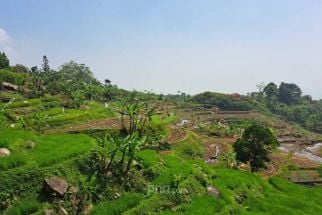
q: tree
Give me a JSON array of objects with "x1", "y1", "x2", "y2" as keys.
[
  {"x1": 58, "y1": 61, "x2": 98, "y2": 85},
  {"x1": 12, "y1": 64, "x2": 29, "y2": 73},
  {"x1": 60, "y1": 80, "x2": 84, "y2": 108},
  {"x1": 30, "y1": 66, "x2": 39, "y2": 74},
  {"x1": 263, "y1": 82, "x2": 278, "y2": 105},
  {"x1": 104, "y1": 79, "x2": 111, "y2": 85},
  {"x1": 278, "y1": 82, "x2": 302, "y2": 105},
  {"x1": 233, "y1": 124, "x2": 278, "y2": 172},
  {"x1": 256, "y1": 82, "x2": 266, "y2": 101},
  {"x1": 42, "y1": 55, "x2": 50, "y2": 73},
  {"x1": 70, "y1": 89, "x2": 85, "y2": 108},
  {"x1": 0, "y1": 52, "x2": 9, "y2": 69}
]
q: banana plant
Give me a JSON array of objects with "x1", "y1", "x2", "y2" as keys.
[
  {"x1": 0, "y1": 99, "x2": 14, "y2": 127},
  {"x1": 125, "y1": 133, "x2": 147, "y2": 174},
  {"x1": 17, "y1": 115, "x2": 28, "y2": 130},
  {"x1": 113, "y1": 99, "x2": 156, "y2": 135},
  {"x1": 32, "y1": 112, "x2": 48, "y2": 134}
]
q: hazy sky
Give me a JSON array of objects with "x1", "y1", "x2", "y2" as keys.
[{"x1": 1, "y1": 0, "x2": 322, "y2": 98}]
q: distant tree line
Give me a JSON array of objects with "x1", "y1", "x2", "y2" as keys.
[{"x1": 252, "y1": 82, "x2": 322, "y2": 132}]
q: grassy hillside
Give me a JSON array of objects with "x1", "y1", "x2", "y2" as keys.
[{"x1": 1, "y1": 62, "x2": 322, "y2": 215}]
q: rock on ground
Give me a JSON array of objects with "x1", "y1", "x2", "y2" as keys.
[
  {"x1": 45, "y1": 176, "x2": 68, "y2": 196},
  {"x1": 0, "y1": 148, "x2": 10, "y2": 157}
]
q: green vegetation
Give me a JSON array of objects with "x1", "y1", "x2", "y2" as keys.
[
  {"x1": 91, "y1": 193, "x2": 144, "y2": 215},
  {"x1": 0, "y1": 52, "x2": 10, "y2": 70},
  {"x1": 191, "y1": 92, "x2": 254, "y2": 111},
  {"x1": 0, "y1": 129, "x2": 96, "y2": 171},
  {"x1": 0, "y1": 52, "x2": 321, "y2": 214},
  {"x1": 233, "y1": 124, "x2": 278, "y2": 172}
]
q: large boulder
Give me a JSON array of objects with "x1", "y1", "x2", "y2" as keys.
[
  {"x1": 45, "y1": 176, "x2": 68, "y2": 196},
  {"x1": 1, "y1": 82, "x2": 19, "y2": 91},
  {"x1": 0, "y1": 148, "x2": 10, "y2": 157}
]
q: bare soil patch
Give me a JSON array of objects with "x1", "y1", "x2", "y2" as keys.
[
  {"x1": 47, "y1": 118, "x2": 121, "y2": 134},
  {"x1": 291, "y1": 156, "x2": 320, "y2": 169},
  {"x1": 167, "y1": 127, "x2": 187, "y2": 144},
  {"x1": 203, "y1": 138, "x2": 234, "y2": 161}
]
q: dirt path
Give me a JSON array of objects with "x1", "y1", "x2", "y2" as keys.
[{"x1": 47, "y1": 118, "x2": 121, "y2": 134}]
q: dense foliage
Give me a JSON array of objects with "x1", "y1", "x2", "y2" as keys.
[
  {"x1": 233, "y1": 124, "x2": 278, "y2": 172},
  {"x1": 0, "y1": 52, "x2": 9, "y2": 69},
  {"x1": 260, "y1": 82, "x2": 322, "y2": 132},
  {"x1": 191, "y1": 92, "x2": 253, "y2": 111}
]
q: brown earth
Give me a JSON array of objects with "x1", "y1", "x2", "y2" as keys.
[
  {"x1": 47, "y1": 118, "x2": 121, "y2": 134},
  {"x1": 261, "y1": 153, "x2": 289, "y2": 178},
  {"x1": 291, "y1": 156, "x2": 320, "y2": 169},
  {"x1": 167, "y1": 127, "x2": 187, "y2": 144},
  {"x1": 203, "y1": 138, "x2": 234, "y2": 161}
]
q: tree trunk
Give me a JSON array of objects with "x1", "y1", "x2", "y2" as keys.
[
  {"x1": 125, "y1": 154, "x2": 134, "y2": 174},
  {"x1": 119, "y1": 150, "x2": 126, "y2": 172},
  {"x1": 106, "y1": 152, "x2": 116, "y2": 173}
]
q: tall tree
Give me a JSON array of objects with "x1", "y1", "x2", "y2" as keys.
[
  {"x1": 0, "y1": 52, "x2": 9, "y2": 69},
  {"x1": 233, "y1": 124, "x2": 278, "y2": 172},
  {"x1": 263, "y1": 82, "x2": 278, "y2": 105},
  {"x1": 42, "y1": 55, "x2": 50, "y2": 73}
]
